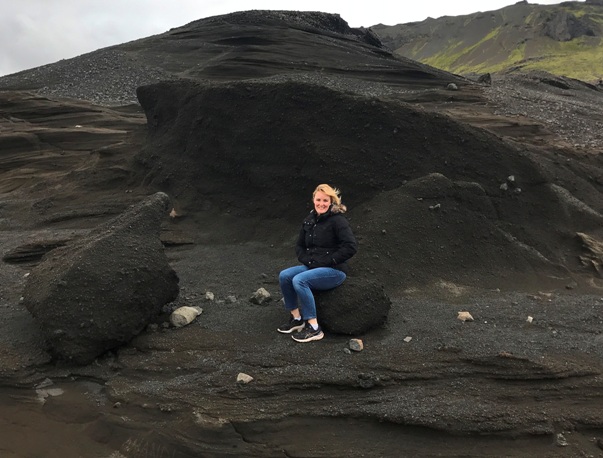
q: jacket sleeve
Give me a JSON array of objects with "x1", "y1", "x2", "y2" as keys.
[
  {"x1": 295, "y1": 226, "x2": 311, "y2": 266},
  {"x1": 330, "y1": 216, "x2": 357, "y2": 265}
]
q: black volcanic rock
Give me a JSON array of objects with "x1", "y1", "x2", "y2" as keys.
[
  {"x1": 315, "y1": 278, "x2": 391, "y2": 334},
  {"x1": 23, "y1": 192, "x2": 179, "y2": 364}
]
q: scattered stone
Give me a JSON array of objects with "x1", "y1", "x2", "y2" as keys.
[
  {"x1": 500, "y1": 183, "x2": 509, "y2": 191},
  {"x1": 170, "y1": 306, "x2": 203, "y2": 327},
  {"x1": 429, "y1": 203, "x2": 441, "y2": 210},
  {"x1": 225, "y1": 295, "x2": 237, "y2": 303},
  {"x1": 349, "y1": 339, "x2": 364, "y2": 351},
  {"x1": 556, "y1": 433, "x2": 568, "y2": 447},
  {"x1": 250, "y1": 287, "x2": 271, "y2": 305},
  {"x1": 526, "y1": 316, "x2": 534, "y2": 323},
  {"x1": 527, "y1": 293, "x2": 553, "y2": 302},
  {"x1": 237, "y1": 373, "x2": 254, "y2": 384},
  {"x1": 457, "y1": 311, "x2": 474, "y2": 322},
  {"x1": 36, "y1": 387, "x2": 64, "y2": 403},
  {"x1": 35, "y1": 378, "x2": 54, "y2": 389},
  {"x1": 343, "y1": 348, "x2": 352, "y2": 355},
  {"x1": 113, "y1": 402, "x2": 122, "y2": 408},
  {"x1": 446, "y1": 83, "x2": 458, "y2": 91},
  {"x1": 507, "y1": 175, "x2": 515, "y2": 183},
  {"x1": 169, "y1": 208, "x2": 178, "y2": 218},
  {"x1": 403, "y1": 336, "x2": 413, "y2": 343},
  {"x1": 205, "y1": 291, "x2": 215, "y2": 301},
  {"x1": 498, "y1": 351, "x2": 513, "y2": 358},
  {"x1": 477, "y1": 73, "x2": 492, "y2": 85}
]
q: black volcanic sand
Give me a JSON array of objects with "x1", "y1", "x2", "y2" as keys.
[{"x1": 2, "y1": 10, "x2": 603, "y2": 458}]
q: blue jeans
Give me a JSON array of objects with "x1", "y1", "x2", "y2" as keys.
[{"x1": 279, "y1": 265, "x2": 347, "y2": 320}]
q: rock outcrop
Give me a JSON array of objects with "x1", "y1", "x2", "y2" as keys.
[
  {"x1": 543, "y1": 10, "x2": 595, "y2": 41},
  {"x1": 23, "y1": 192, "x2": 179, "y2": 364}
]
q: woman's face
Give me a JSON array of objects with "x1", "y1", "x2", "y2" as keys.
[{"x1": 313, "y1": 191, "x2": 331, "y2": 214}]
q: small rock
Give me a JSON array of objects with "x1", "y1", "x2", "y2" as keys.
[
  {"x1": 113, "y1": 402, "x2": 121, "y2": 408},
  {"x1": 556, "y1": 433, "x2": 568, "y2": 447},
  {"x1": 526, "y1": 316, "x2": 533, "y2": 323},
  {"x1": 170, "y1": 306, "x2": 203, "y2": 328},
  {"x1": 507, "y1": 175, "x2": 515, "y2": 183},
  {"x1": 500, "y1": 183, "x2": 509, "y2": 191},
  {"x1": 446, "y1": 83, "x2": 458, "y2": 91},
  {"x1": 457, "y1": 311, "x2": 474, "y2": 322},
  {"x1": 403, "y1": 336, "x2": 413, "y2": 343},
  {"x1": 225, "y1": 295, "x2": 237, "y2": 303},
  {"x1": 35, "y1": 378, "x2": 54, "y2": 389},
  {"x1": 205, "y1": 291, "x2": 215, "y2": 301},
  {"x1": 429, "y1": 203, "x2": 441, "y2": 211},
  {"x1": 343, "y1": 348, "x2": 352, "y2": 354},
  {"x1": 250, "y1": 287, "x2": 271, "y2": 305},
  {"x1": 237, "y1": 373, "x2": 254, "y2": 384},
  {"x1": 349, "y1": 339, "x2": 364, "y2": 352}
]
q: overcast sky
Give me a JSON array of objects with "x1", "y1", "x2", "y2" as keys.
[{"x1": 2, "y1": 0, "x2": 574, "y2": 76}]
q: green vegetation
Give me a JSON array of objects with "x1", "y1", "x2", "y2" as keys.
[
  {"x1": 522, "y1": 37, "x2": 603, "y2": 80},
  {"x1": 417, "y1": 34, "x2": 603, "y2": 81},
  {"x1": 423, "y1": 27, "x2": 503, "y2": 72}
]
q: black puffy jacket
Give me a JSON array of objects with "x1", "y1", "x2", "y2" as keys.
[{"x1": 295, "y1": 207, "x2": 357, "y2": 273}]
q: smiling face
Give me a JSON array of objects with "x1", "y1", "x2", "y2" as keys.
[{"x1": 313, "y1": 190, "x2": 332, "y2": 215}]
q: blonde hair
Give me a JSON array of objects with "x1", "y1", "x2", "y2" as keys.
[{"x1": 313, "y1": 183, "x2": 347, "y2": 213}]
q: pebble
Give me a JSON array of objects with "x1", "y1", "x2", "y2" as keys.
[
  {"x1": 457, "y1": 311, "x2": 474, "y2": 322},
  {"x1": 237, "y1": 373, "x2": 254, "y2": 384},
  {"x1": 349, "y1": 339, "x2": 364, "y2": 352}
]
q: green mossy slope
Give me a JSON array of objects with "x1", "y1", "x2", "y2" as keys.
[{"x1": 373, "y1": 1, "x2": 603, "y2": 81}]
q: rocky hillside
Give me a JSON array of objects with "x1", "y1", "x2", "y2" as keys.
[{"x1": 373, "y1": 0, "x2": 603, "y2": 81}]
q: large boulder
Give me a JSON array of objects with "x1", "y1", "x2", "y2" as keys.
[
  {"x1": 23, "y1": 192, "x2": 179, "y2": 364},
  {"x1": 315, "y1": 277, "x2": 391, "y2": 335}
]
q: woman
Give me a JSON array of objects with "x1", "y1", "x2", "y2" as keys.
[{"x1": 277, "y1": 184, "x2": 357, "y2": 342}]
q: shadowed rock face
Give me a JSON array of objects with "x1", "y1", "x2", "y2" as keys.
[
  {"x1": 135, "y1": 77, "x2": 603, "y2": 291},
  {"x1": 543, "y1": 10, "x2": 596, "y2": 41},
  {"x1": 23, "y1": 192, "x2": 179, "y2": 364}
]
